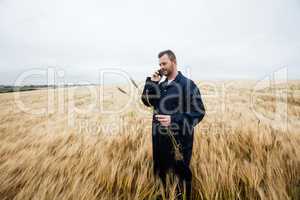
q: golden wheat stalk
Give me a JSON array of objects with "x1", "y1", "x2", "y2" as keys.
[
  {"x1": 166, "y1": 127, "x2": 183, "y2": 161},
  {"x1": 153, "y1": 109, "x2": 183, "y2": 161},
  {"x1": 129, "y1": 77, "x2": 139, "y2": 89},
  {"x1": 117, "y1": 77, "x2": 138, "y2": 96},
  {"x1": 117, "y1": 87, "x2": 128, "y2": 95}
]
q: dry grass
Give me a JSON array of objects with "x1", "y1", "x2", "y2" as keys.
[{"x1": 0, "y1": 80, "x2": 300, "y2": 200}]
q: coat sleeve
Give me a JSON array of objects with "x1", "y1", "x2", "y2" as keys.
[
  {"x1": 170, "y1": 81, "x2": 205, "y2": 127},
  {"x1": 141, "y1": 77, "x2": 160, "y2": 107}
]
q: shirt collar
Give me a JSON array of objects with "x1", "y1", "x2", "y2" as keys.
[{"x1": 162, "y1": 71, "x2": 183, "y2": 86}]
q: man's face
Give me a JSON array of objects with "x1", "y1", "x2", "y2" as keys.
[{"x1": 159, "y1": 54, "x2": 176, "y2": 76}]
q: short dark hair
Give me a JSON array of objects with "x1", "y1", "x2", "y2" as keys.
[{"x1": 158, "y1": 50, "x2": 177, "y2": 63}]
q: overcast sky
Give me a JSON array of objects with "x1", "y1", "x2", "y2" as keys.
[{"x1": 0, "y1": 0, "x2": 299, "y2": 85}]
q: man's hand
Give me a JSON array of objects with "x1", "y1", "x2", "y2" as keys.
[
  {"x1": 155, "y1": 114, "x2": 171, "y2": 126},
  {"x1": 151, "y1": 69, "x2": 163, "y2": 82}
]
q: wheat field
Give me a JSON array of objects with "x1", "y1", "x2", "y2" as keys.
[{"x1": 0, "y1": 80, "x2": 299, "y2": 200}]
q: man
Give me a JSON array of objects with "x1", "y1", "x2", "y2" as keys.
[{"x1": 141, "y1": 50, "x2": 206, "y2": 200}]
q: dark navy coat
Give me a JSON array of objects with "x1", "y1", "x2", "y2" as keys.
[{"x1": 141, "y1": 71, "x2": 205, "y2": 174}]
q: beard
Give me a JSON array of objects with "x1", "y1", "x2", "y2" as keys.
[
  {"x1": 163, "y1": 65, "x2": 174, "y2": 76},
  {"x1": 162, "y1": 69, "x2": 169, "y2": 76}
]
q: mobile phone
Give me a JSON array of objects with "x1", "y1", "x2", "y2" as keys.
[{"x1": 158, "y1": 69, "x2": 164, "y2": 77}]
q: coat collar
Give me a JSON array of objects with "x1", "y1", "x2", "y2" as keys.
[{"x1": 162, "y1": 71, "x2": 183, "y2": 86}]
